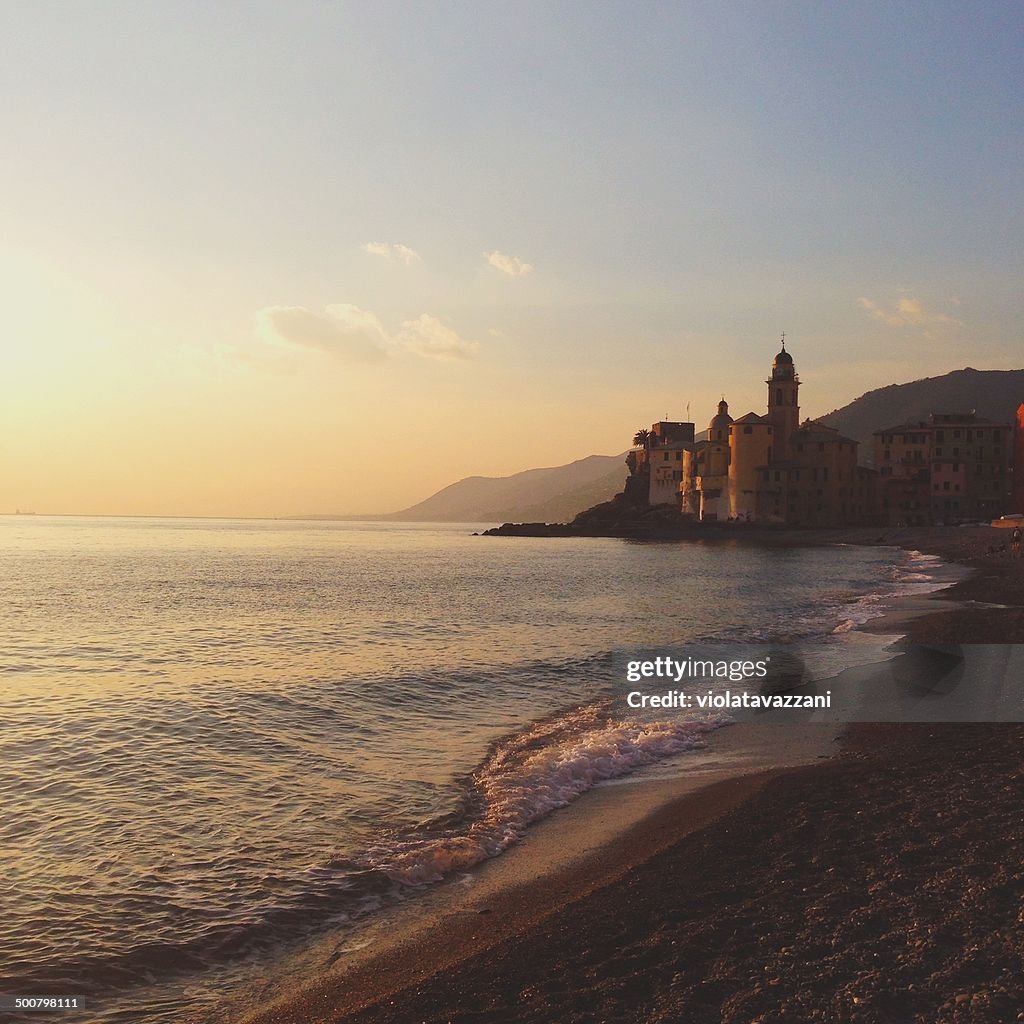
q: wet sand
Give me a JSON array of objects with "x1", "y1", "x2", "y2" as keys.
[
  {"x1": 234, "y1": 528, "x2": 1024, "y2": 1024},
  {"x1": 235, "y1": 720, "x2": 846, "y2": 1024}
]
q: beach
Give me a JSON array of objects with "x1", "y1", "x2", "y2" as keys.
[
  {"x1": 9, "y1": 517, "x2": 920, "y2": 1024},
  {"x1": 237, "y1": 527, "x2": 1024, "y2": 1024}
]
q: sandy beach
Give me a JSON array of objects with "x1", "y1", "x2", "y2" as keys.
[{"x1": 232, "y1": 527, "x2": 1024, "y2": 1024}]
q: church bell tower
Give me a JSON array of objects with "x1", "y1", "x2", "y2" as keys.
[{"x1": 766, "y1": 336, "x2": 800, "y2": 459}]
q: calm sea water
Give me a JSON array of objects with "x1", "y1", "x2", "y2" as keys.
[{"x1": 0, "y1": 517, "x2": 944, "y2": 1021}]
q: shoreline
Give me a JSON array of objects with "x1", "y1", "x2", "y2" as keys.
[
  {"x1": 232, "y1": 723, "x2": 845, "y2": 1024},
  {"x1": 221, "y1": 536, "x2": 1022, "y2": 1024},
  {"x1": 328, "y1": 720, "x2": 1024, "y2": 1024}
]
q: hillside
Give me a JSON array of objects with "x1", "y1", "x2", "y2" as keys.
[
  {"x1": 308, "y1": 368, "x2": 1023, "y2": 525},
  {"x1": 818, "y1": 367, "x2": 1024, "y2": 453},
  {"x1": 387, "y1": 453, "x2": 628, "y2": 523}
]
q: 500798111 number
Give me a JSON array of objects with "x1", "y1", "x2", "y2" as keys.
[{"x1": 0, "y1": 996, "x2": 84, "y2": 1011}]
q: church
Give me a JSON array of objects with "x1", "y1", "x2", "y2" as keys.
[{"x1": 632, "y1": 342, "x2": 878, "y2": 527}]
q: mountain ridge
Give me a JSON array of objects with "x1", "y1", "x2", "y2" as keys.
[
  {"x1": 816, "y1": 367, "x2": 1024, "y2": 453},
  {"x1": 383, "y1": 452, "x2": 629, "y2": 523},
  {"x1": 297, "y1": 367, "x2": 1023, "y2": 523}
]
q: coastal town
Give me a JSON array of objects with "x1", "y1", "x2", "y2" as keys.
[{"x1": 624, "y1": 341, "x2": 1024, "y2": 528}]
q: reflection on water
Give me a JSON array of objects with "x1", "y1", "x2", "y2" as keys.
[{"x1": 0, "y1": 516, "x2": 939, "y2": 1021}]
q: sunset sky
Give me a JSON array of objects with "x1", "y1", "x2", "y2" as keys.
[{"x1": 2, "y1": 2, "x2": 1021, "y2": 516}]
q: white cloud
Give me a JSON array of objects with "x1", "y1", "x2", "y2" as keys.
[
  {"x1": 395, "y1": 314, "x2": 480, "y2": 360},
  {"x1": 255, "y1": 304, "x2": 478, "y2": 364},
  {"x1": 485, "y1": 250, "x2": 533, "y2": 276},
  {"x1": 257, "y1": 304, "x2": 390, "y2": 362},
  {"x1": 362, "y1": 241, "x2": 421, "y2": 265},
  {"x1": 857, "y1": 296, "x2": 962, "y2": 334}
]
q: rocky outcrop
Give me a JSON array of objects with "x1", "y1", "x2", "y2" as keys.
[{"x1": 481, "y1": 491, "x2": 699, "y2": 537}]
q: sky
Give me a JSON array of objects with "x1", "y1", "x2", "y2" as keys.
[{"x1": 1, "y1": 1, "x2": 1022, "y2": 516}]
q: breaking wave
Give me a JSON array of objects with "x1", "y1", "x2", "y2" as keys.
[
  {"x1": 370, "y1": 702, "x2": 727, "y2": 885},
  {"x1": 831, "y1": 549, "x2": 954, "y2": 635}
]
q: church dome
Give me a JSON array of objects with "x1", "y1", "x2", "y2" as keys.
[
  {"x1": 709, "y1": 398, "x2": 733, "y2": 431},
  {"x1": 770, "y1": 340, "x2": 796, "y2": 380},
  {"x1": 709, "y1": 398, "x2": 733, "y2": 440}
]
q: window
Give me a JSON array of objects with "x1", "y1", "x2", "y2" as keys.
[
  {"x1": 943, "y1": 481, "x2": 950, "y2": 491},
  {"x1": 823, "y1": 467, "x2": 829, "y2": 481},
  {"x1": 663, "y1": 452, "x2": 669, "y2": 461},
  {"x1": 743, "y1": 425, "x2": 753, "y2": 435},
  {"x1": 776, "y1": 389, "x2": 783, "y2": 405},
  {"x1": 953, "y1": 448, "x2": 959, "y2": 457},
  {"x1": 818, "y1": 442, "x2": 825, "y2": 452},
  {"x1": 936, "y1": 430, "x2": 945, "y2": 442}
]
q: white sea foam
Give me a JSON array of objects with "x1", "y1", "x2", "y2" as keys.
[
  {"x1": 374, "y1": 706, "x2": 727, "y2": 885},
  {"x1": 830, "y1": 549, "x2": 954, "y2": 636}
]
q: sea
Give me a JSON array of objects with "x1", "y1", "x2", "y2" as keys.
[{"x1": 0, "y1": 516, "x2": 952, "y2": 1022}]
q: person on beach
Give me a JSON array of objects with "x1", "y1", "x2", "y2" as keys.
[{"x1": 1012, "y1": 526, "x2": 1022, "y2": 560}]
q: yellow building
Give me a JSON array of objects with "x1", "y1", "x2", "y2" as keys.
[
  {"x1": 676, "y1": 341, "x2": 879, "y2": 526},
  {"x1": 685, "y1": 400, "x2": 732, "y2": 520},
  {"x1": 728, "y1": 413, "x2": 773, "y2": 520}
]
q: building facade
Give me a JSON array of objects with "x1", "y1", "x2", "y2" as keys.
[
  {"x1": 682, "y1": 343, "x2": 876, "y2": 526},
  {"x1": 626, "y1": 341, "x2": 1019, "y2": 527},
  {"x1": 627, "y1": 420, "x2": 696, "y2": 506},
  {"x1": 874, "y1": 413, "x2": 1013, "y2": 524}
]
